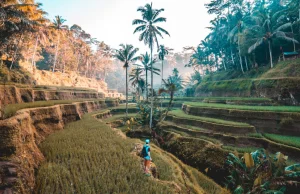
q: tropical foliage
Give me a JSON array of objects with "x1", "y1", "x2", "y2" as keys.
[
  {"x1": 226, "y1": 149, "x2": 300, "y2": 193},
  {"x1": 187, "y1": 0, "x2": 300, "y2": 75},
  {"x1": 133, "y1": 2, "x2": 170, "y2": 129},
  {"x1": 113, "y1": 44, "x2": 139, "y2": 117},
  {"x1": 0, "y1": 0, "x2": 113, "y2": 80}
]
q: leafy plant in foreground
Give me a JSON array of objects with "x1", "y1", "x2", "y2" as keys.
[{"x1": 225, "y1": 149, "x2": 300, "y2": 193}]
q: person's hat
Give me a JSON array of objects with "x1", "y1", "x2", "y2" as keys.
[{"x1": 145, "y1": 139, "x2": 150, "y2": 144}]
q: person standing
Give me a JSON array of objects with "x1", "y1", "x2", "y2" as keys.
[{"x1": 142, "y1": 139, "x2": 152, "y2": 176}]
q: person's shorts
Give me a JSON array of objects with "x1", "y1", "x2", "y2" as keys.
[{"x1": 144, "y1": 159, "x2": 151, "y2": 167}]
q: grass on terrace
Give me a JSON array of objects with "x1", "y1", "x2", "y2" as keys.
[
  {"x1": 263, "y1": 133, "x2": 300, "y2": 149},
  {"x1": 169, "y1": 109, "x2": 251, "y2": 127},
  {"x1": 34, "y1": 112, "x2": 173, "y2": 194},
  {"x1": 161, "y1": 97, "x2": 272, "y2": 102},
  {"x1": 2, "y1": 99, "x2": 108, "y2": 119},
  {"x1": 222, "y1": 145, "x2": 260, "y2": 153},
  {"x1": 184, "y1": 102, "x2": 300, "y2": 113},
  {"x1": 35, "y1": 111, "x2": 225, "y2": 194}
]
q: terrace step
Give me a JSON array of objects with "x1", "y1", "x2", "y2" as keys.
[
  {"x1": 182, "y1": 102, "x2": 300, "y2": 135},
  {"x1": 158, "y1": 121, "x2": 300, "y2": 162},
  {"x1": 167, "y1": 110, "x2": 256, "y2": 135}
]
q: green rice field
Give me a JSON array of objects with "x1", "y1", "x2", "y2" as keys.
[
  {"x1": 184, "y1": 102, "x2": 300, "y2": 113},
  {"x1": 169, "y1": 109, "x2": 251, "y2": 127}
]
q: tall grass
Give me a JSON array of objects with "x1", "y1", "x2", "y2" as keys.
[
  {"x1": 185, "y1": 102, "x2": 300, "y2": 113},
  {"x1": 2, "y1": 99, "x2": 104, "y2": 119},
  {"x1": 169, "y1": 109, "x2": 251, "y2": 127},
  {"x1": 222, "y1": 145, "x2": 259, "y2": 153},
  {"x1": 263, "y1": 133, "x2": 300, "y2": 149},
  {"x1": 34, "y1": 114, "x2": 173, "y2": 194}
]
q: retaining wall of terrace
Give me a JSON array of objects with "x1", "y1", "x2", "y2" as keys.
[
  {"x1": 0, "y1": 85, "x2": 105, "y2": 105},
  {"x1": 182, "y1": 104, "x2": 300, "y2": 135},
  {"x1": 166, "y1": 115, "x2": 256, "y2": 134},
  {"x1": 0, "y1": 99, "x2": 118, "y2": 194},
  {"x1": 159, "y1": 122, "x2": 300, "y2": 162}
]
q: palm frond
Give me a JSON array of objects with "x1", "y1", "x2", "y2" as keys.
[
  {"x1": 133, "y1": 25, "x2": 146, "y2": 34},
  {"x1": 153, "y1": 17, "x2": 166, "y2": 23},
  {"x1": 132, "y1": 19, "x2": 146, "y2": 25},
  {"x1": 275, "y1": 22, "x2": 291, "y2": 32},
  {"x1": 248, "y1": 38, "x2": 264, "y2": 53},
  {"x1": 157, "y1": 26, "x2": 170, "y2": 36}
]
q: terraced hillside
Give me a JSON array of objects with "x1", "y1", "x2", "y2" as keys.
[
  {"x1": 195, "y1": 60, "x2": 300, "y2": 105},
  {"x1": 34, "y1": 110, "x2": 227, "y2": 194},
  {"x1": 0, "y1": 86, "x2": 119, "y2": 193}
]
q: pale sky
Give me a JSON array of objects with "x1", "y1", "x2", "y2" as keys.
[{"x1": 39, "y1": 0, "x2": 213, "y2": 52}]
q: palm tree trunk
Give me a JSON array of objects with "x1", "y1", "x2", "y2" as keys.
[
  {"x1": 10, "y1": 33, "x2": 24, "y2": 70},
  {"x1": 238, "y1": 35, "x2": 244, "y2": 73},
  {"x1": 161, "y1": 59, "x2": 164, "y2": 108},
  {"x1": 244, "y1": 56, "x2": 249, "y2": 71},
  {"x1": 291, "y1": 25, "x2": 296, "y2": 52},
  {"x1": 31, "y1": 36, "x2": 39, "y2": 70},
  {"x1": 223, "y1": 61, "x2": 227, "y2": 71},
  {"x1": 268, "y1": 41, "x2": 273, "y2": 68},
  {"x1": 230, "y1": 46, "x2": 235, "y2": 67},
  {"x1": 150, "y1": 46, "x2": 154, "y2": 129},
  {"x1": 126, "y1": 66, "x2": 128, "y2": 118},
  {"x1": 53, "y1": 33, "x2": 60, "y2": 72},
  {"x1": 146, "y1": 69, "x2": 148, "y2": 100}
]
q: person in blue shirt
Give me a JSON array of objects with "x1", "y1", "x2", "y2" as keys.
[{"x1": 142, "y1": 139, "x2": 152, "y2": 176}]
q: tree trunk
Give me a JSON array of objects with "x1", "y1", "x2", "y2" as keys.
[
  {"x1": 268, "y1": 41, "x2": 273, "y2": 68},
  {"x1": 10, "y1": 33, "x2": 24, "y2": 70},
  {"x1": 31, "y1": 36, "x2": 39, "y2": 71},
  {"x1": 291, "y1": 26, "x2": 296, "y2": 52},
  {"x1": 53, "y1": 33, "x2": 60, "y2": 72},
  {"x1": 126, "y1": 66, "x2": 128, "y2": 118},
  {"x1": 230, "y1": 47, "x2": 235, "y2": 67},
  {"x1": 85, "y1": 58, "x2": 89, "y2": 77},
  {"x1": 76, "y1": 54, "x2": 80, "y2": 73},
  {"x1": 146, "y1": 69, "x2": 148, "y2": 100},
  {"x1": 161, "y1": 59, "x2": 164, "y2": 107},
  {"x1": 244, "y1": 56, "x2": 249, "y2": 71},
  {"x1": 150, "y1": 46, "x2": 154, "y2": 129},
  {"x1": 237, "y1": 35, "x2": 244, "y2": 73},
  {"x1": 223, "y1": 61, "x2": 227, "y2": 71}
]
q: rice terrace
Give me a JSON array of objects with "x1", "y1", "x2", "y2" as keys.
[{"x1": 1, "y1": 0, "x2": 300, "y2": 194}]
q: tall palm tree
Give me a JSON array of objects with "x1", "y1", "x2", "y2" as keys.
[
  {"x1": 158, "y1": 45, "x2": 172, "y2": 87},
  {"x1": 140, "y1": 52, "x2": 160, "y2": 100},
  {"x1": 52, "y1": 15, "x2": 68, "y2": 72},
  {"x1": 114, "y1": 44, "x2": 139, "y2": 117},
  {"x1": 133, "y1": 3, "x2": 170, "y2": 129},
  {"x1": 247, "y1": 10, "x2": 298, "y2": 68}
]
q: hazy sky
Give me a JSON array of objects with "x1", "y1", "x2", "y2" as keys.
[{"x1": 40, "y1": 0, "x2": 213, "y2": 52}]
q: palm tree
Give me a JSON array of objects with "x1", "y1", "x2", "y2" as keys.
[
  {"x1": 130, "y1": 66, "x2": 144, "y2": 101},
  {"x1": 140, "y1": 52, "x2": 160, "y2": 100},
  {"x1": 158, "y1": 45, "x2": 172, "y2": 87},
  {"x1": 247, "y1": 10, "x2": 298, "y2": 68},
  {"x1": 114, "y1": 44, "x2": 139, "y2": 118},
  {"x1": 159, "y1": 73, "x2": 185, "y2": 119},
  {"x1": 52, "y1": 15, "x2": 68, "y2": 72},
  {"x1": 133, "y1": 3, "x2": 170, "y2": 129}
]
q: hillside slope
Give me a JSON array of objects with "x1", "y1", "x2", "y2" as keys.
[
  {"x1": 196, "y1": 60, "x2": 300, "y2": 104},
  {"x1": 0, "y1": 62, "x2": 108, "y2": 94}
]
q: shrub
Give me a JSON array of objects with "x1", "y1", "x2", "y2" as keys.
[
  {"x1": 225, "y1": 149, "x2": 300, "y2": 193},
  {"x1": 280, "y1": 117, "x2": 294, "y2": 128}
]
